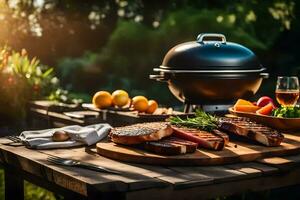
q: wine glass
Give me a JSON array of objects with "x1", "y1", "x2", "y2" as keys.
[{"x1": 275, "y1": 76, "x2": 300, "y2": 106}]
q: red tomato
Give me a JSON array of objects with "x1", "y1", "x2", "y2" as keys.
[{"x1": 257, "y1": 96, "x2": 274, "y2": 107}]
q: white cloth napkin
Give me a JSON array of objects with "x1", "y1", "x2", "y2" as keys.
[{"x1": 19, "y1": 124, "x2": 112, "y2": 149}]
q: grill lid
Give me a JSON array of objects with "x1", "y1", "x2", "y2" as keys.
[{"x1": 160, "y1": 33, "x2": 263, "y2": 71}]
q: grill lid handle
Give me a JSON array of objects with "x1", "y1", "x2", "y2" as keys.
[{"x1": 197, "y1": 33, "x2": 226, "y2": 44}]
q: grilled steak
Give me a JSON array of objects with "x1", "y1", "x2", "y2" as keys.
[
  {"x1": 212, "y1": 129, "x2": 230, "y2": 145},
  {"x1": 171, "y1": 126, "x2": 227, "y2": 150},
  {"x1": 143, "y1": 136, "x2": 197, "y2": 155},
  {"x1": 218, "y1": 117, "x2": 284, "y2": 147},
  {"x1": 160, "y1": 136, "x2": 198, "y2": 153},
  {"x1": 110, "y1": 122, "x2": 173, "y2": 145}
]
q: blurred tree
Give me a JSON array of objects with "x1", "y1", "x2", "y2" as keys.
[
  {"x1": 0, "y1": 0, "x2": 296, "y2": 65},
  {"x1": 0, "y1": 0, "x2": 298, "y2": 105},
  {"x1": 56, "y1": 2, "x2": 297, "y2": 105}
]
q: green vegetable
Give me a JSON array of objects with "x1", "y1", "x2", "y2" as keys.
[
  {"x1": 169, "y1": 109, "x2": 218, "y2": 132},
  {"x1": 272, "y1": 106, "x2": 300, "y2": 118}
]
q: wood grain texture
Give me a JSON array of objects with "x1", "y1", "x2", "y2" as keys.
[
  {"x1": 0, "y1": 143, "x2": 170, "y2": 195},
  {"x1": 126, "y1": 166, "x2": 300, "y2": 200},
  {"x1": 96, "y1": 132, "x2": 300, "y2": 166},
  {"x1": 2, "y1": 136, "x2": 300, "y2": 199}
]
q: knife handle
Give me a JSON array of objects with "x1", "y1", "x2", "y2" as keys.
[{"x1": 77, "y1": 162, "x2": 120, "y2": 174}]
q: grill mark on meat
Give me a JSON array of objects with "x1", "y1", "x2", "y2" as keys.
[
  {"x1": 171, "y1": 126, "x2": 226, "y2": 150},
  {"x1": 142, "y1": 136, "x2": 198, "y2": 155},
  {"x1": 111, "y1": 122, "x2": 169, "y2": 136},
  {"x1": 143, "y1": 141, "x2": 186, "y2": 155},
  {"x1": 110, "y1": 122, "x2": 173, "y2": 145},
  {"x1": 218, "y1": 117, "x2": 284, "y2": 147}
]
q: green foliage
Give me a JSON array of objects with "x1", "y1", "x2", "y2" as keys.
[
  {"x1": 0, "y1": 47, "x2": 59, "y2": 122},
  {"x1": 48, "y1": 88, "x2": 83, "y2": 104},
  {"x1": 0, "y1": 169, "x2": 60, "y2": 200},
  {"x1": 24, "y1": 180, "x2": 59, "y2": 200},
  {"x1": 0, "y1": 0, "x2": 295, "y2": 38},
  {"x1": 57, "y1": 7, "x2": 284, "y2": 105}
]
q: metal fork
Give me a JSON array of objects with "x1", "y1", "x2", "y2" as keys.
[
  {"x1": 47, "y1": 155, "x2": 120, "y2": 174},
  {"x1": 5, "y1": 135, "x2": 22, "y2": 143},
  {"x1": 4, "y1": 136, "x2": 30, "y2": 147}
]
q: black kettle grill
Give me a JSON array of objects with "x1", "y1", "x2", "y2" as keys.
[{"x1": 150, "y1": 33, "x2": 268, "y2": 112}]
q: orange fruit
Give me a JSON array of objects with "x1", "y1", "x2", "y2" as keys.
[
  {"x1": 112, "y1": 90, "x2": 129, "y2": 107},
  {"x1": 132, "y1": 96, "x2": 148, "y2": 112},
  {"x1": 146, "y1": 100, "x2": 158, "y2": 114},
  {"x1": 92, "y1": 91, "x2": 112, "y2": 109},
  {"x1": 234, "y1": 99, "x2": 254, "y2": 107},
  {"x1": 234, "y1": 105, "x2": 260, "y2": 113},
  {"x1": 256, "y1": 103, "x2": 275, "y2": 115}
]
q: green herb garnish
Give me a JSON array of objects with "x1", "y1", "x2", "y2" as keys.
[
  {"x1": 272, "y1": 106, "x2": 300, "y2": 118},
  {"x1": 169, "y1": 109, "x2": 218, "y2": 132}
]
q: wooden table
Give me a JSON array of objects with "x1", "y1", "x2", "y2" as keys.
[
  {"x1": 28, "y1": 101, "x2": 188, "y2": 128},
  {"x1": 28, "y1": 101, "x2": 103, "y2": 128},
  {"x1": 2, "y1": 138, "x2": 300, "y2": 200}
]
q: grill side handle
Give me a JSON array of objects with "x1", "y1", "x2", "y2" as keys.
[
  {"x1": 149, "y1": 74, "x2": 169, "y2": 82},
  {"x1": 260, "y1": 73, "x2": 269, "y2": 79}
]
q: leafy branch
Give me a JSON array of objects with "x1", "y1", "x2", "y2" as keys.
[{"x1": 169, "y1": 109, "x2": 218, "y2": 132}]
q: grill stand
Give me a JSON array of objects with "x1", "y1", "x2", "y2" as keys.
[{"x1": 184, "y1": 103, "x2": 232, "y2": 115}]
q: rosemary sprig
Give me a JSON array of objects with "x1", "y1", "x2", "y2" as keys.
[{"x1": 169, "y1": 109, "x2": 218, "y2": 132}]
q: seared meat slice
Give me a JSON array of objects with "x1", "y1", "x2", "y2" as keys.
[
  {"x1": 218, "y1": 117, "x2": 284, "y2": 147},
  {"x1": 171, "y1": 126, "x2": 226, "y2": 151},
  {"x1": 143, "y1": 136, "x2": 197, "y2": 155},
  {"x1": 110, "y1": 122, "x2": 173, "y2": 145}
]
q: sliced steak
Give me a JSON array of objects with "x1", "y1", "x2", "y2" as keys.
[
  {"x1": 212, "y1": 129, "x2": 230, "y2": 145},
  {"x1": 142, "y1": 136, "x2": 197, "y2": 155},
  {"x1": 171, "y1": 126, "x2": 226, "y2": 150},
  {"x1": 218, "y1": 117, "x2": 284, "y2": 147},
  {"x1": 143, "y1": 141, "x2": 185, "y2": 155},
  {"x1": 110, "y1": 122, "x2": 173, "y2": 145},
  {"x1": 161, "y1": 136, "x2": 198, "y2": 153}
]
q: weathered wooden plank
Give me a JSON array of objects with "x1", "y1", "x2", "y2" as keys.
[
  {"x1": 3, "y1": 135, "x2": 300, "y2": 200},
  {"x1": 257, "y1": 153, "x2": 300, "y2": 172},
  {"x1": 166, "y1": 165, "x2": 248, "y2": 189},
  {"x1": 257, "y1": 157, "x2": 295, "y2": 171},
  {"x1": 184, "y1": 166, "x2": 247, "y2": 184},
  {"x1": 225, "y1": 162, "x2": 263, "y2": 178},
  {"x1": 42, "y1": 147, "x2": 169, "y2": 191},
  {"x1": 155, "y1": 173, "x2": 209, "y2": 189},
  {"x1": 248, "y1": 162, "x2": 279, "y2": 175},
  {"x1": 126, "y1": 166, "x2": 300, "y2": 200},
  {"x1": 0, "y1": 143, "x2": 169, "y2": 194},
  {"x1": 0, "y1": 146, "x2": 88, "y2": 195},
  {"x1": 30, "y1": 108, "x2": 85, "y2": 124},
  {"x1": 284, "y1": 153, "x2": 300, "y2": 163},
  {"x1": 152, "y1": 164, "x2": 216, "y2": 190}
]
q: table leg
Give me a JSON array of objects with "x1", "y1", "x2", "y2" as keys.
[
  {"x1": 87, "y1": 186, "x2": 126, "y2": 200},
  {"x1": 5, "y1": 168, "x2": 24, "y2": 200}
]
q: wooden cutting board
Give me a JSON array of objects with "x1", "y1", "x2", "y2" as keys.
[{"x1": 96, "y1": 133, "x2": 300, "y2": 166}]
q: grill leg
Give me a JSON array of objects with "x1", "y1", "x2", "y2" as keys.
[{"x1": 184, "y1": 103, "x2": 191, "y2": 113}]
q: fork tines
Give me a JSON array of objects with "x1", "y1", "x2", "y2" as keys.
[
  {"x1": 47, "y1": 156, "x2": 71, "y2": 165},
  {"x1": 5, "y1": 136, "x2": 22, "y2": 143},
  {"x1": 4, "y1": 135, "x2": 31, "y2": 147}
]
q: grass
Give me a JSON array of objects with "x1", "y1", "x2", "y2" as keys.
[{"x1": 0, "y1": 169, "x2": 57, "y2": 200}]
